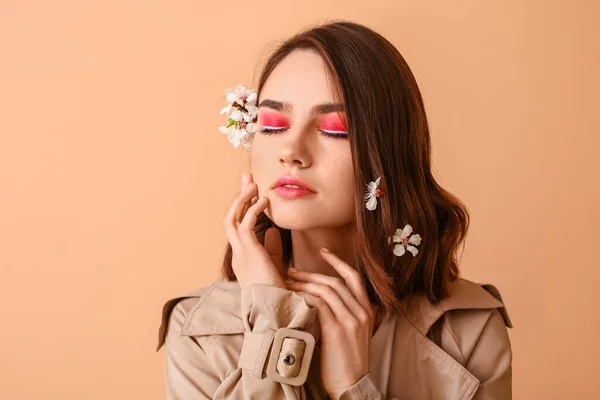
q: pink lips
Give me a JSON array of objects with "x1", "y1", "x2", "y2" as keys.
[{"x1": 272, "y1": 175, "x2": 316, "y2": 199}]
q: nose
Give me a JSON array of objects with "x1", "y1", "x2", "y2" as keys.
[{"x1": 279, "y1": 129, "x2": 312, "y2": 168}]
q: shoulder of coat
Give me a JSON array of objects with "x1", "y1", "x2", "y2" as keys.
[
  {"x1": 155, "y1": 277, "x2": 243, "y2": 352},
  {"x1": 401, "y1": 277, "x2": 513, "y2": 336}
]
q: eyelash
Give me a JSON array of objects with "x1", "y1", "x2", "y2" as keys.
[{"x1": 256, "y1": 127, "x2": 348, "y2": 139}]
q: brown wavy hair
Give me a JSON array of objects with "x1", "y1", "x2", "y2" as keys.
[{"x1": 221, "y1": 20, "x2": 470, "y2": 316}]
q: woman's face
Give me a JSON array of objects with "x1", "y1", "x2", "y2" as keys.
[{"x1": 250, "y1": 49, "x2": 355, "y2": 230}]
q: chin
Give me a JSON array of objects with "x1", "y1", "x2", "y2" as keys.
[
  {"x1": 265, "y1": 201, "x2": 353, "y2": 230},
  {"x1": 266, "y1": 213, "x2": 317, "y2": 230},
  {"x1": 264, "y1": 202, "x2": 321, "y2": 230}
]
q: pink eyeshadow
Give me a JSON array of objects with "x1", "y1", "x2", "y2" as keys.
[
  {"x1": 320, "y1": 116, "x2": 347, "y2": 132},
  {"x1": 258, "y1": 111, "x2": 288, "y2": 127}
]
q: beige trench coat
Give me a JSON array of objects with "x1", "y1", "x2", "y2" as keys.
[{"x1": 156, "y1": 276, "x2": 513, "y2": 399}]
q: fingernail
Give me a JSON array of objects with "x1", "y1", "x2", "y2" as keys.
[
  {"x1": 321, "y1": 247, "x2": 330, "y2": 253},
  {"x1": 289, "y1": 267, "x2": 298, "y2": 272}
]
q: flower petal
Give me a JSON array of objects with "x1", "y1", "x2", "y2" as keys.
[
  {"x1": 226, "y1": 92, "x2": 239, "y2": 104},
  {"x1": 392, "y1": 229, "x2": 403, "y2": 242},
  {"x1": 234, "y1": 84, "x2": 245, "y2": 93},
  {"x1": 230, "y1": 110, "x2": 243, "y2": 122},
  {"x1": 220, "y1": 104, "x2": 232, "y2": 115},
  {"x1": 245, "y1": 123, "x2": 257, "y2": 133},
  {"x1": 366, "y1": 196, "x2": 377, "y2": 210},
  {"x1": 406, "y1": 245, "x2": 419, "y2": 257},
  {"x1": 393, "y1": 244, "x2": 406, "y2": 256},
  {"x1": 230, "y1": 129, "x2": 247, "y2": 147},
  {"x1": 246, "y1": 92, "x2": 257, "y2": 104},
  {"x1": 364, "y1": 183, "x2": 375, "y2": 198},
  {"x1": 409, "y1": 234, "x2": 421, "y2": 246},
  {"x1": 401, "y1": 224, "x2": 413, "y2": 238},
  {"x1": 245, "y1": 104, "x2": 258, "y2": 116}
]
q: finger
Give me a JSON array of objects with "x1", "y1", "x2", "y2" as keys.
[
  {"x1": 264, "y1": 227, "x2": 283, "y2": 276},
  {"x1": 239, "y1": 174, "x2": 251, "y2": 217},
  {"x1": 234, "y1": 183, "x2": 259, "y2": 225},
  {"x1": 285, "y1": 280, "x2": 355, "y2": 323},
  {"x1": 240, "y1": 173, "x2": 249, "y2": 191},
  {"x1": 319, "y1": 248, "x2": 374, "y2": 318},
  {"x1": 244, "y1": 173, "x2": 257, "y2": 213},
  {"x1": 238, "y1": 195, "x2": 269, "y2": 241},
  {"x1": 240, "y1": 174, "x2": 258, "y2": 216},
  {"x1": 224, "y1": 182, "x2": 258, "y2": 227},
  {"x1": 287, "y1": 268, "x2": 365, "y2": 320},
  {"x1": 223, "y1": 183, "x2": 257, "y2": 250},
  {"x1": 239, "y1": 194, "x2": 260, "y2": 231},
  {"x1": 294, "y1": 290, "x2": 337, "y2": 333}
]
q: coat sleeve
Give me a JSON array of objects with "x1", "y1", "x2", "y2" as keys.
[
  {"x1": 161, "y1": 283, "x2": 319, "y2": 399},
  {"x1": 335, "y1": 371, "x2": 386, "y2": 400},
  {"x1": 468, "y1": 308, "x2": 513, "y2": 400}
]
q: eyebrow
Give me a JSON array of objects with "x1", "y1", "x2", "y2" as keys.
[{"x1": 258, "y1": 99, "x2": 345, "y2": 115}]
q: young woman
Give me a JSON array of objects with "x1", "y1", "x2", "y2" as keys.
[{"x1": 156, "y1": 20, "x2": 513, "y2": 400}]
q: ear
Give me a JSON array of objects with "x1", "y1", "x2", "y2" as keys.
[{"x1": 264, "y1": 227, "x2": 284, "y2": 278}]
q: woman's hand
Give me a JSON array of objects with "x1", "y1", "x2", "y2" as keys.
[
  {"x1": 223, "y1": 173, "x2": 286, "y2": 290},
  {"x1": 284, "y1": 247, "x2": 375, "y2": 399}
]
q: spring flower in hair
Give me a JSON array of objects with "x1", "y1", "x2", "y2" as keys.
[
  {"x1": 364, "y1": 177, "x2": 385, "y2": 210},
  {"x1": 218, "y1": 84, "x2": 258, "y2": 150},
  {"x1": 388, "y1": 224, "x2": 422, "y2": 257}
]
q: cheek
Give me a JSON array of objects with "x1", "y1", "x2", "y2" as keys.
[
  {"x1": 340, "y1": 171, "x2": 356, "y2": 200},
  {"x1": 323, "y1": 154, "x2": 355, "y2": 200},
  {"x1": 326, "y1": 167, "x2": 356, "y2": 222},
  {"x1": 249, "y1": 140, "x2": 276, "y2": 196}
]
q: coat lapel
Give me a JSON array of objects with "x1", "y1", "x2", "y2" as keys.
[{"x1": 396, "y1": 277, "x2": 511, "y2": 400}]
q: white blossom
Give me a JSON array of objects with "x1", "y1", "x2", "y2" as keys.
[
  {"x1": 218, "y1": 125, "x2": 246, "y2": 148},
  {"x1": 388, "y1": 224, "x2": 422, "y2": 257},
  {"x1": 218, "y1": 84, "x2": 259, "y2": 151},
  {"x1": 364, "y1": 177, "x2": 382, "y2": 210}
]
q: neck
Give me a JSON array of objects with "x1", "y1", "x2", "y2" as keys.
[
  {"x1": 286, "y1": 221, "x2": 357, "y2": 278},
  {"x1": 285, "y1": 222, "x2": 384, "y2": 335}
]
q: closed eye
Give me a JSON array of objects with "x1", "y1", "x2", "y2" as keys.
[
  {"x1": 256, "y1": 126, "x2": 288, "y2": 134},
  {"x1": 319, "y1": 129, "x2": 348, "y2": 139},
  {"x1": 256, "y1": 126, "x2": 348, "y2": 139}
]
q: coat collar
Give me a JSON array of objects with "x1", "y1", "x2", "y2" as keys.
[
  {"x1": 180, "y1": 278, "x2": 246, "y2": 336},
  {"x1": 177, "y1": 276, "x2": 511, "y2": 337},
  {"x1": 401, "y1": 277, "x2": 512, "y2": 335}
]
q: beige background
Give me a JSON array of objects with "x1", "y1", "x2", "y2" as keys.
[{"x1": 1, "y1": 1, "x2": 598, "y2": 399}]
